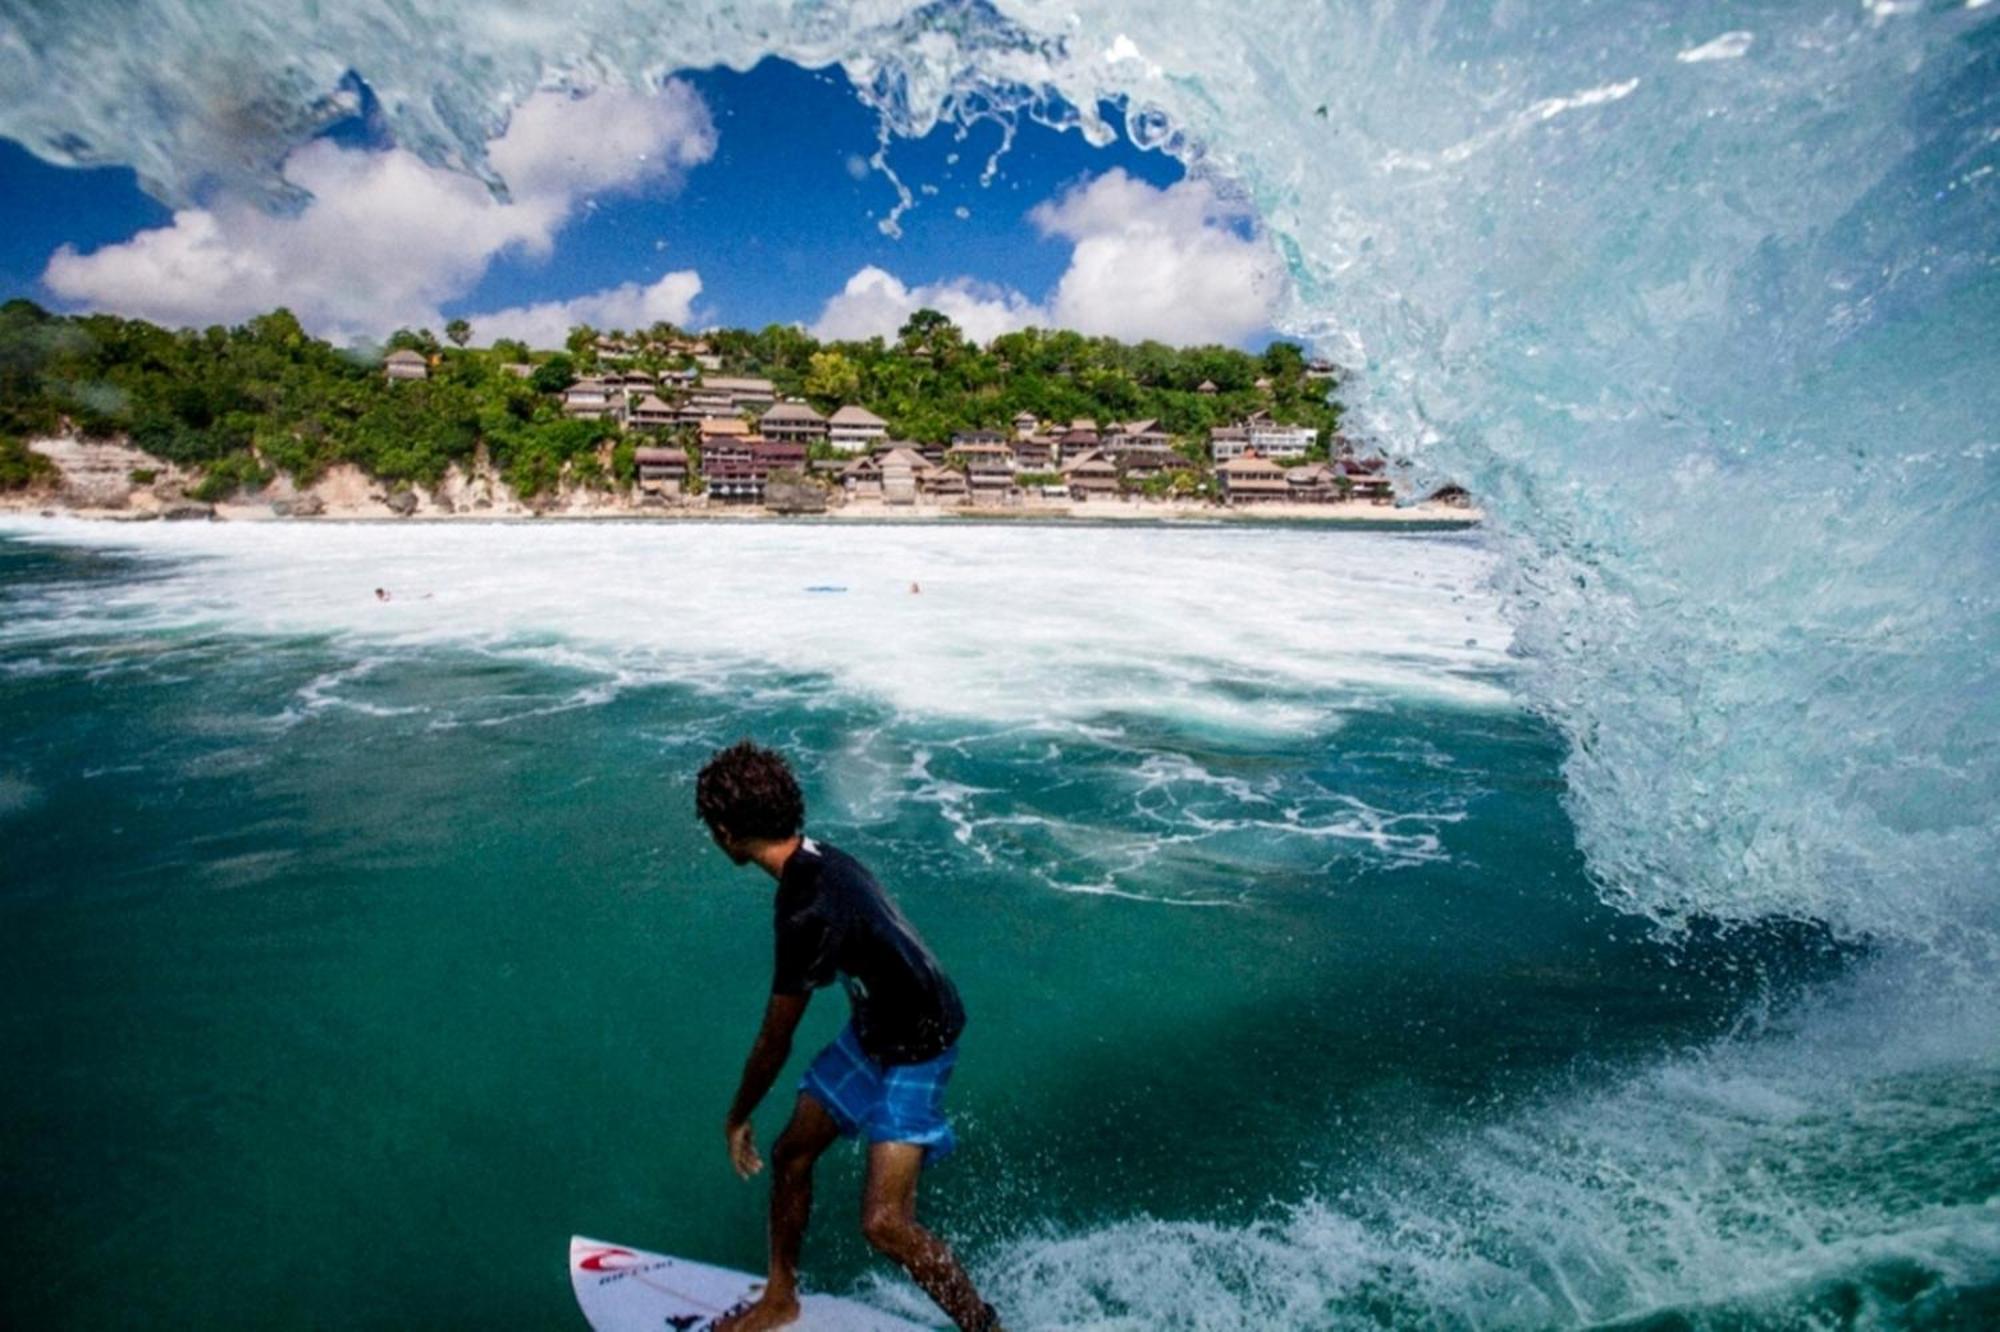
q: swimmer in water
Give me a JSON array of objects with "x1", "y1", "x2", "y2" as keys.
[{"x1": 374, "y1": 588, "x2": 390, "y2": 602}]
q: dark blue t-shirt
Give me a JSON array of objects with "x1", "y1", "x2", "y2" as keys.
[{"x1": 772, "y1": 838, "x2": 965, "y2": 1065}]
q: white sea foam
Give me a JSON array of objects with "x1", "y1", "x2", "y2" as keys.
[
  {"x1": 852, "y1": 956, "x2": 2000, "y2": 1330},
  {"x1": 1, "y1": 515, "x2": 1491, "y2": 904},
  {"x1": 1676, "y1": 31, "x2": 1755, "y2": 62},
  {"x1": 287, "y1": 655, "x2": 427, "y2": 722},
  {"x1": 0, "y1": 518, "x2": 1513, "y2": 734},
  {"x1": 1131, "y1": 752, "x2": 1275, "y2": 801}
]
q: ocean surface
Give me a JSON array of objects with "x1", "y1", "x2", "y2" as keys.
[{"x1": 3, "y1": 517, "x2": 1992, "y2": 1330}]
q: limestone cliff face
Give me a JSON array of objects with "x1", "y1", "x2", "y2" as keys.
[
  {"x1": 28, "y1": 437, "x2": 190, "y2": 511},
  {"x1": 16, "y1": 434, "x2": 833, "y2": 519}
]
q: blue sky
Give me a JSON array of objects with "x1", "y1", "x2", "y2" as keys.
[
  {"x1": 0, "y1": 143, "x2": 169, "y2": 301},
  {"x1": 0, "y1": 59, "x2": 1285, "y2": 349}
]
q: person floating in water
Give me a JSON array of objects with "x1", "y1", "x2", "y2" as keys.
[
  {"x1": 374, "y1": 587, "x2": 390, "y2": 602},
  {"x1": 696, "y1": 741, "x2": 999, "y2": 1332}
]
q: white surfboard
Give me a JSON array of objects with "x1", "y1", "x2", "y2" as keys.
[{"x1": 569, "y1": 1236, "x2": 936, "y2": 1331}]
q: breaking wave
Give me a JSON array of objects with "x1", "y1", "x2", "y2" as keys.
[
  {"x1": 4, "y1": 0, "x2": 1992, "y2": 944},
  {"x1": 4, "y1": 1, "x2": 1998, "y2": 1324}
]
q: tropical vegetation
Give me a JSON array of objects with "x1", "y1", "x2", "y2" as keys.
[{"x1": 0, "y1": 298, "x2": 1341, "y2": 499}]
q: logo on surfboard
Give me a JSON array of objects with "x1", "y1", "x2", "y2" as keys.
[
  {"x1": 575, "y1": 1245, "x2": 678, "y2": 1286},
  {"x1": 576, "y1": 1247, "x2": 641, "y2": 1272}
]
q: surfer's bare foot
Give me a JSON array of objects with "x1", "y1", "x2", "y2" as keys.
[{"x1": 713, "y1": 1291, "x2": 800, "y2": 1332}]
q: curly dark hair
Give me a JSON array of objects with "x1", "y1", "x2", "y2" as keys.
[{"x1": 695, "y1": 740, "x2": 805, "y2": 841}]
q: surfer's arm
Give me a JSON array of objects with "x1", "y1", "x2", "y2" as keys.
[{"x1": 726, "y1": 990, "x2": 811, "y2": 1131}]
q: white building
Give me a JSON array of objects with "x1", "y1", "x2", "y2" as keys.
[
  {"x1": 827, "y1": 404, "x2": 888, "y2": 451},
  {"x1": 561, "y1": 378, "x2": 623, "y2": 422},
  {"x1": 758, "y1": 401, "x2": 828, "y2": 444},
  {"x1": 627, "y1": 394, "x2": 677, "y2": 430},
  {"x1": 675, "y1": 388, "x2": 735, "y2": 424},
  {"x1": 1209, "y1": 425, "x2": 1250, "y2": 462},
  {"x1": 703, "y1": 376, "x2": 777, "y2": 411},
  {"x1": 1247, "y1": 423, "x2": 1317, "y2": 459}
]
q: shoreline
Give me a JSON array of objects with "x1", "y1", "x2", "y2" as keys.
[
  {"x1": 0, "y1": 495, "x2": 1483, "y2": 531},
  {"x1": 2, "y1": 436, "x2": 1483, "y2": 531}
]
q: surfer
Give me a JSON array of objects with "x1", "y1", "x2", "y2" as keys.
[{"x1": 696, "y1": 741, "x2": 1001, "y2": 1332}]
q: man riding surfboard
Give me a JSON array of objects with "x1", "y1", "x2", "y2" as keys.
[{"x1": 697, "y1": 741, "x2": 1002, "y2": 1332}]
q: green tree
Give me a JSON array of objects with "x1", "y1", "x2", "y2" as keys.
[
  {"x1": 245, "y1": 308, "x2": 307, "y2": 349},
  {"x1": 446, "y1": 318, "x2": 472, "y2": 348},
  {"x1": 529, "y1": 355, "x2": 576, "y2": 395},
  {"x1": 610, "y1": 438, "x2": 638, "y2": 487},
  {"x1": 705, "y1": 327, "x2": 756, "y2": 368},
  {"x1": 190, "y1": 452, "x2": 271, "y2": 502},
  {"x1": 752, "y1": 324, "x2": 817, "y2": 381},
  {"x1": 1261, "y1": 340, "x2": 1306, "y2": 381},
  {"x1": 897, "y1": 308, "x2": 961, "y2": 353},
  {"x1": 0, "y1": 434, "x2": 56, "y2": 490},
  {"x1": 804, "y1": 350, "x2": 861, "y2": 405}
]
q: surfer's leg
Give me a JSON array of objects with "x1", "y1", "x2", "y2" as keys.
[
  {"x1": 766, "y1": 1095, "x2": 841, "y2": 1290},
  {"x1": 860, "y1": 1142, "x2": 997, "y2": 1331},
  {"x1": 717, "y1": 1094, "x2": 841, "y2": 1332}
]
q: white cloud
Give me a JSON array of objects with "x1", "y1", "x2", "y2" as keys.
[
  {"x1": 809, "y1": 266, "x2": 1047, "y2": 345},
  {"x1": 1031, "y1": 170, "x2": 1285, "y2": 346},
  {"x1": 42, "y1": 84, "x2": 715, "y2": 344},
  {"x1": 470, "y1": 270, "x2": 703, "y2": 349},
  {"x1": 807, "y1": 169, "x2": 1284, "y2": 348},
  {"x1": 46, "y1": 141, "x2": 560, "y2": 337},
  {"x1": 488, "y1": 80, "x2": 715, "y2": 200}
]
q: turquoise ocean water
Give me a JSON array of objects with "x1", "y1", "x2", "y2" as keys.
[{"x1": 3, "y1": 518, "x2": 1991, "y2": 1329}]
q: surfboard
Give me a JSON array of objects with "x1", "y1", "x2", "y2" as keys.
[{"x1": 569, "y1": 1236, "x2": 936, "y2": 1331}]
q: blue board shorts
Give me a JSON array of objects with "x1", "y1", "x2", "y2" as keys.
[{"x1": 800, "y1": 1024, "x2": 959, "y2": 1164}]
